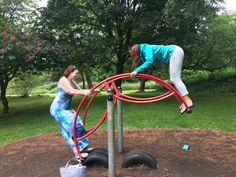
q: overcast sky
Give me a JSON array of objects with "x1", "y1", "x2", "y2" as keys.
[
  {"x1": 37, "y1": 0, "x2": 235, "y2": 11},
  {"x1": 37, "y1": 0, "x2": 47, "y2": 7},
  {"x1": 221, "y1": 0, "x2": 236, "y2": 11}
]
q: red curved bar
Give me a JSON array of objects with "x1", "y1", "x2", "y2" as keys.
[
  {"x1": 77, "y1": 98, "x2": 117, "y2": 142},
  {"x1": 118, "y1": 91, "x2": 172, "y2": 101},
  {"x1": 83, "y1": 91, "x2": 99, "y2": 126},
  {"x1": 73, "y1": 73, "x2": 189, "y2": 156},
  {"x1": 114, "y1": 91, "x2": 175, "y2": 104}
]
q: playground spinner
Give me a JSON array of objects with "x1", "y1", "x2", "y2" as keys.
[{"x1": 73, "y1": 73, "x2": 190, "y2": 156}]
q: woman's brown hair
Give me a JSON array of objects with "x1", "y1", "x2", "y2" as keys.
[
  {"x1": 129, "y1": 44, "x2": 141, "y2": 68},
  {"x1": 63, "y1": 65, "x2": 79, "y2": 78}
]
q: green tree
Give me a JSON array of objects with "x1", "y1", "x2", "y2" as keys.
[
  {"x1": 10, "y1": 73, "x2": 45, "y2": 97},
  {"x1": 187, "y1": 14, "x2": 236, "y2": 72},
  {"x1": 39, "y1": 0, "x2": 117, "y2": 86},
  {"x1": 0, "y1": 27, "x2": 58, "y2": 113},
  {"x1": 64, "y1": 0, "x2": 222, "y2": 74},
  {"x1": 0, "y1": 0, "x2": 62, "y2": 113},
  {"x1": 39, "y1": 0, "x2": 224, "y2": 87}
]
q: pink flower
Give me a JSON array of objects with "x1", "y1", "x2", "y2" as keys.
[
  {"x1": 10, "y1": 35, "x2": 16, "y2": 41},
  {"x1": 28, "y1": 56, "x2": 33, "y2": 61}
]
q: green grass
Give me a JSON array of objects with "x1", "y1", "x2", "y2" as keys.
[
  {"x1": 0, "y1": 91, "x2": 236, "y2": 146},
  {"x1": 0, "y1": 96, "x2": 58, "y2": 146}
]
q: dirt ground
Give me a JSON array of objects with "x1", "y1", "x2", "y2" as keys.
[{"x1": 0, "y1": 129, "x2": 236, "y2": 177}]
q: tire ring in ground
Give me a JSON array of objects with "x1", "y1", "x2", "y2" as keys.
[
  {"x1": 121, "y1": 149, "x2": 158, "y2": 169},
  {"x1": 124, "y1": 149, "x2": 157, "y2": 164},
  {"x1": 82, "y1": 151, "x2": 108, "y2": 168},
  {"x1": 90, "y1": 148, "x2": 108, "y2": 157}
]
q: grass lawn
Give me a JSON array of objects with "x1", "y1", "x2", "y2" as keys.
[{"x1": 0, "y1": 90, "x2": 236, "y2": 146}]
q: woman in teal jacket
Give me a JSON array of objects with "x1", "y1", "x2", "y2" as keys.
[{"x1": 129, "y1": 44, "x2": 193, "y2": 113}]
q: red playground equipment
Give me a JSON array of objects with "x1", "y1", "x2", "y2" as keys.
[{"x1": 73, "y1": 73, "x2": 190, "y2": 157}]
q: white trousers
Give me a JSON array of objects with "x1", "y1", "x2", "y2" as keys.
[{"x1": 169, "y1": 46, "x2": 189, "y2": 96}]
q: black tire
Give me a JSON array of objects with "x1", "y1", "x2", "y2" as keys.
[
  {"x1": 90, "y1": 148, "x2": 108, "y2": 157},
  {"x1": 82, "y1": 151, "x2": 108, "y2": 168},
  {"x1": 121, "y1": 149, "x2": 158, "y2": 169},
  {"x1": 124, "y1": 149, "x2": 157, "y2": 163}
]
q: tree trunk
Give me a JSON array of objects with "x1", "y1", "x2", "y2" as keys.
[
  {"x1": 80, "y1": 71, "x2": 85, "y2": 89},
  {"x1": 115, "y1": 60, "x2": 124, "y2": 87},
  {"x1": 85, "y1": 74, "x2": 93, "y2": 88},
  {"x1": 139, "y1": 67, "x2": 154, "y2": 92},
  {"x1": 1, "y1": 83, "x2": 9, "y2": 114}
]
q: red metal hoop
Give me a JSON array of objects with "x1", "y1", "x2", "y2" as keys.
[{"x1": 73, "y1": 73, "x2": 189, "y2": 157}]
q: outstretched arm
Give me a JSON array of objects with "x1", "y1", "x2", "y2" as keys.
[
  {"x1": 59, "y1": 77, "x2": 91, "y2": 96},
  {"x1": 135, "y1": 61, "x2": 152, "y2": 74},
  {"x1": 130, "y1": 61, "x2": 152, "y2": 78}
]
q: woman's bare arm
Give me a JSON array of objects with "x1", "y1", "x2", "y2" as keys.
[{"x1": 58, "y1": 77, "x2": 90, "y2": 95}]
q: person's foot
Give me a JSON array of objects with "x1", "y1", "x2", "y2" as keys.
[
  {"x1": 80, "y1": 152, "x2": 89, "y2": 158},
  {"x1": 179, "y1": 100, "x2": 194, "y2": 114},
  {"x1": 179, "y1": 102, "x2": 194, "y2": 110},
  {"x1": 180, "y1": 104, "x2": 187, "y2": 114},
  {"x1": 180, "y1": 95, "x2": 194, "y2": 113},
  {"x1": 75, "y1": 152, "x2": 89, "y2": 159},
  {"x1": 82, "y1": 147, "x2": 94, "y2": 153},
  {"x1": 183, "y1": 95, "x2": 193, "y2": 107},
  {"x1": 187, "y1": 101, "x2": 193, "y2": 108}
]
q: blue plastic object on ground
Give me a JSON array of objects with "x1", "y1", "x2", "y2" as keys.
[{"x1": 182, "y1": 144, "x2": 190, "y2": 151}]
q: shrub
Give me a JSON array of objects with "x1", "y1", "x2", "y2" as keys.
[{"x1": 10, "y1": 73, "x2": 45, "y2": 97}]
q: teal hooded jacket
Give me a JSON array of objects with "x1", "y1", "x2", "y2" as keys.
[{"x1": 135, "y1": 44, "x2": 176, "y2": 74}]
